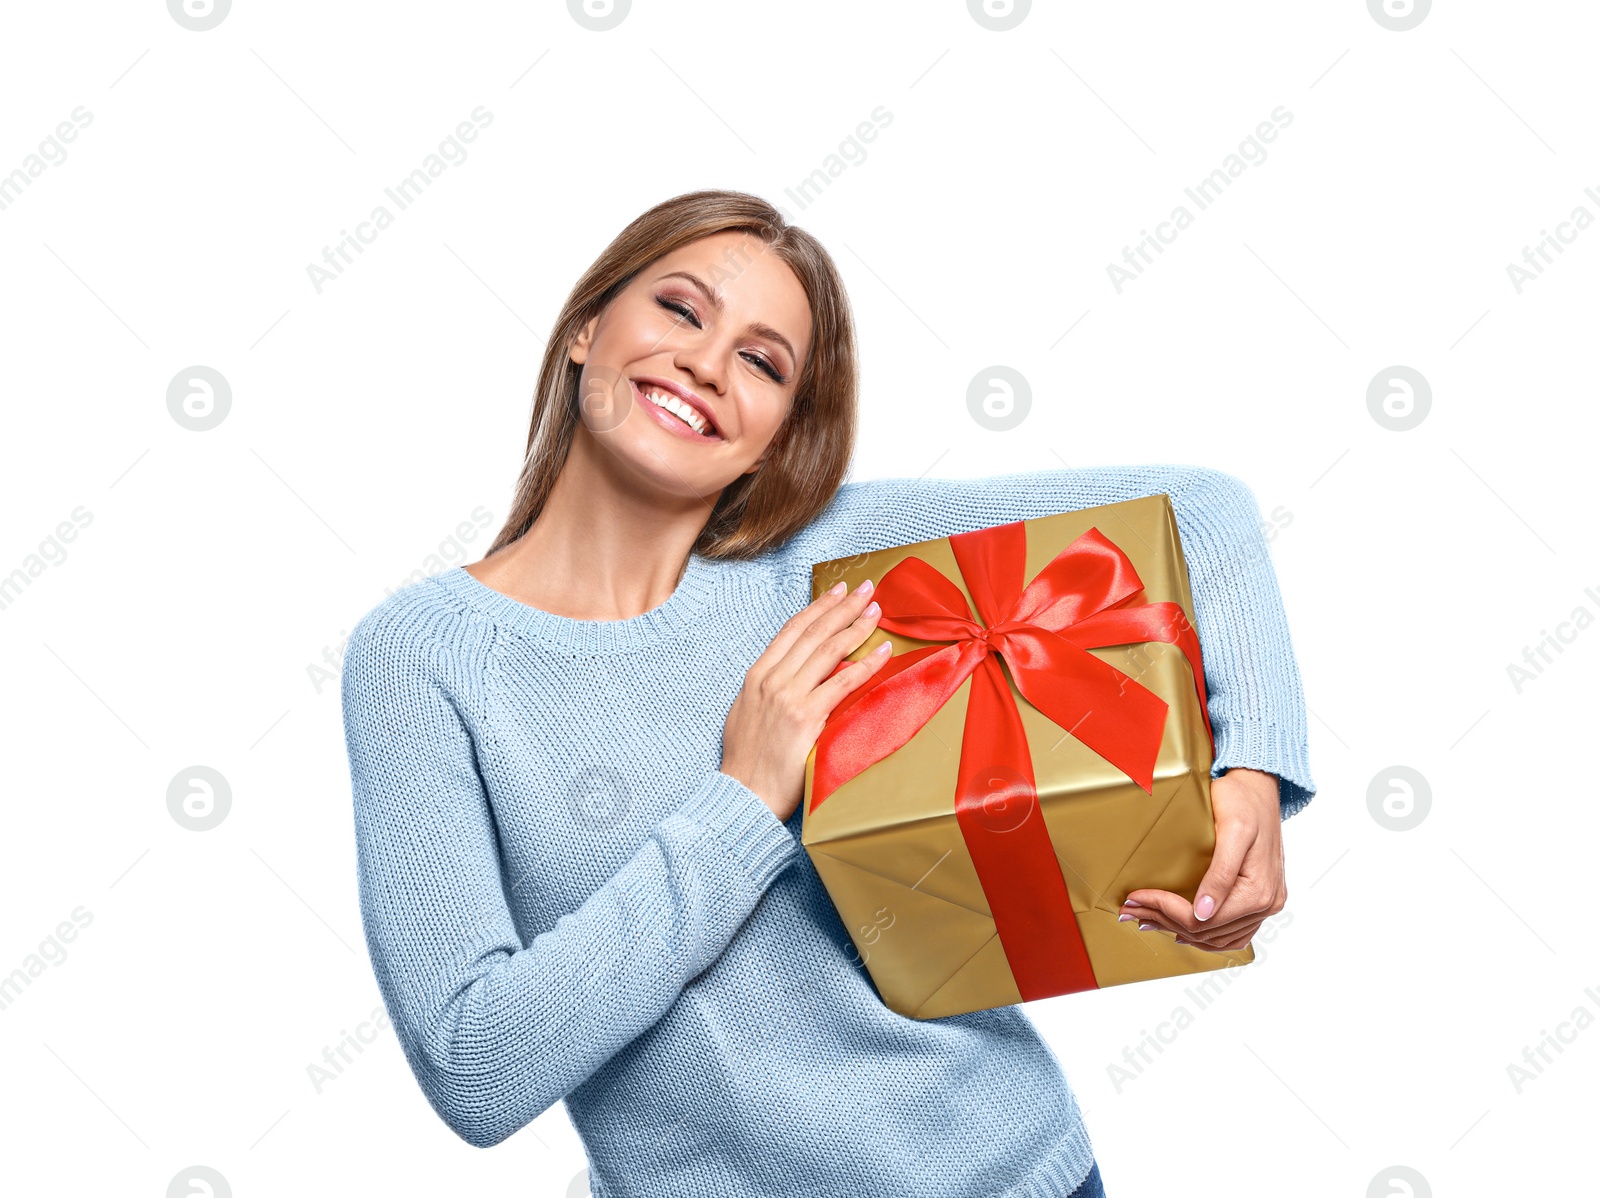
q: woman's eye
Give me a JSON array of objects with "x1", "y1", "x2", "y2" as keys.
[
  {"x1": 657, "y1": 296, "x2": 699, "y2": 326},
  {"x1": 743, "y1": 352, "x2": 783, "y2": 382}
]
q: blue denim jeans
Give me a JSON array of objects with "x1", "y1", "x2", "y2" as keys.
[{"x1": 1068, "y1": 1161, "x2": 1105, "y2": 1198}]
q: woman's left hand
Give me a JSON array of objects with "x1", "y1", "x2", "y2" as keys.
[{"x1": 1118, "y1": 767, "x2": 1286, "y2": 952}]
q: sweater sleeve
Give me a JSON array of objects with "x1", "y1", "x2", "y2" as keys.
[
  {"x1": 781, "y1": 464, "x2": 1316, "y2": 820},
  {"x1": 340, "y1": 607, "x2": 799, "y2": 1148}
]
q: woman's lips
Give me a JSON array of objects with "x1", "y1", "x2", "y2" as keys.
[{"x1": 631, "y1": 379, "x2": 723, "y2": 442}]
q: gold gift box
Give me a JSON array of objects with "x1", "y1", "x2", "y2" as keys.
[{"x1": 801, "y1": 494, "x2": 1252, "y2": 1020}]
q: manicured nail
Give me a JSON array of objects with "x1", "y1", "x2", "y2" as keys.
[
  {"x1": 1173, "y1": 937, "x2": 1189, "y2": 946},
  {"x1": 1122, "y1": 898, "x2": 1142, "y2": 908},
  {"x1": 871, "y1": 641, "x2": 892, "y2": 655},
  {"x1": 1194, "y1": 894, "x2": 1215, "y2": 921},
  {"x1": 854, "y1": 578, "x2": 875, "y2": 595},
  {"x1": 1118, "y1": 913, "x2": 1137, "y2": 923},
  {"x1": 863, "y1": 601, "x2": 880, "y2": 618},
  {"x1": 827, "y1": 581, "x2": 846, "y2": 596},
  {"x1": 1138, "y1": 921, "x2": 1158, "y2": 932}
]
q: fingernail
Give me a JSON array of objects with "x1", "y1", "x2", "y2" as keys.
[
  {"x1": 1122, "y1": 898, "x2": 1142, "y2": 908},
  {"x1": 1194, "y1": 894, "x2": 1215, "y2": 921},
  {"x1": 1138, "y1": 921, "x2": 1158, "y2": 932},
  {"x1": 1117, "y1": 913, "x2": 1137, "y2": 923},
  {"x1": 854, "y1": 578, "x2": 875, "y2": 595},
  {"x1": 863, "y1": 601, "x2": 880, "y2": 618},
  {"x1": 871, "y1": 641, "x2": 892, "y2": 655},
  {"x1": 828, "y1": 581, "x2": 846, "y2": 596},
  {"x1": 1173, "y1": 937, "x2": 1189, "y2": 946}
]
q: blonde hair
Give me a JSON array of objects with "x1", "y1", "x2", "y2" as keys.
[{"x1": 484, "y1": 189, "x2": 859, "y2": 561}]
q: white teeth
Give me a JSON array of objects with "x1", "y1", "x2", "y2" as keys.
[{"x1": 641, "y1": 386, "x2": 712, "y2": 436}]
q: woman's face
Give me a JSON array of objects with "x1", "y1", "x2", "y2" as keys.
[{"x1": 568, "y1": 230, "x2": 814, "y2": 501}]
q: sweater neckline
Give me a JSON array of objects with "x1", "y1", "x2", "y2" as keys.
[{"x1": 433, "y1": 554, "x2": 725, "y2": 653}]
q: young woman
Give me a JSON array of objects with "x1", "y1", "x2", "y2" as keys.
[{"x1": 340, "y1": 190, "x2": 1315, "y2": 1198}]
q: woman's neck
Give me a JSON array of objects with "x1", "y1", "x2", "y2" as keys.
[{"x1": 467, "y1": 433, "x2": 721, "y2": 621}]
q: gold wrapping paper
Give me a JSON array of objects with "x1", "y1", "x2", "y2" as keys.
[{"x1": 801, "y1": 493, "x2": 1253, "y2": 1020}]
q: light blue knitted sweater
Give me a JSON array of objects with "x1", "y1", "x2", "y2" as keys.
[{"x1": 339, "y1": 465, "x2": 1315, "y2": 1197}]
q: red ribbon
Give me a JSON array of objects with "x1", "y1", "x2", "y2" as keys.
[{"x1": 810, "y1": 521, "x2": 1213, "y2": 1002}]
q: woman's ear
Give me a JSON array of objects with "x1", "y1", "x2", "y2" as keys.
[{"x1": 568, "y1": 315, "x2": 600, "y2": 365}]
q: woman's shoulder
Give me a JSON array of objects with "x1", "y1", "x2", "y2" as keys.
[{"x1": 341, "y1": 570, "x2": 496, "y2": 693}]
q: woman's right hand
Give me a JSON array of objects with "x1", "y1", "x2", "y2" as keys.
[{"x1": 720, "y1": 578, "x2": 892, "y2": 823}]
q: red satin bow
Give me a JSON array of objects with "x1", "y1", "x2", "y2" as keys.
[{"x1": 809, "y1": 519, "x2": 1213, "y2": 1003}]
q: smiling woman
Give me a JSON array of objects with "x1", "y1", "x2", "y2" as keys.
[
  {"x1": 339, "y1": 189, "x2": 1314, "y2": 1198},
  {"x1": 574, "y1": 236, "x2": 807, "y2": 455},
  {"x1": 566, "y1": 235, "x2": 806, "y2": 467}
]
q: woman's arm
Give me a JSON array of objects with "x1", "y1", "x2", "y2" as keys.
[
  {"x1": 781, "y1": 464, "x2": 1316, "y2": 819},
  {"x1": 340, "y1": 607, "x2": 797, "y2": 1148}
]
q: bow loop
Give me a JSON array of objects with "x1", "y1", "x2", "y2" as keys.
[
  {"x1": 1010, "y1": 526, "x2": 1149, "y2": 631},
  {"x1": 871, "y1": 555, "x2": 984, "y2": 644}
]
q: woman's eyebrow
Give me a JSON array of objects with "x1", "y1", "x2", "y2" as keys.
[{"x1": 655, "y1": 270, "x2": 798, "y2": 368}]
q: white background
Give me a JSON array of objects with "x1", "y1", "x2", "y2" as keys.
[{"x1": 2, "y1": 1, "x2": 1594, "y2": 1195}]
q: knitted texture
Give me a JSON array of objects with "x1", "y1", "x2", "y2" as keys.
[{"x1": 340, "y1": 465, "x2": 1316, "y2": 1197}]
